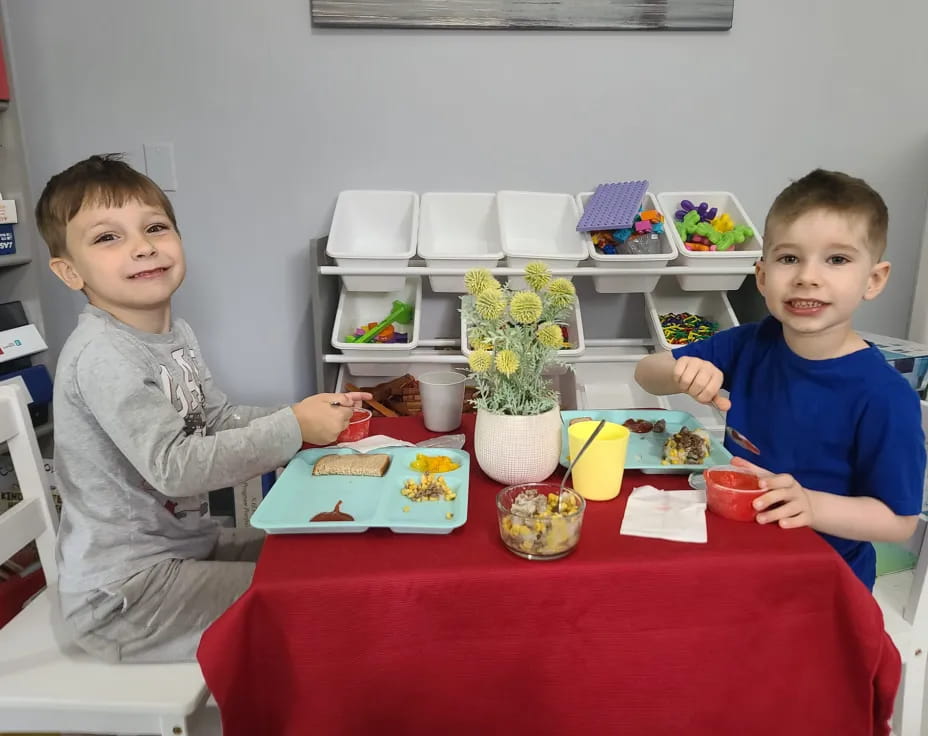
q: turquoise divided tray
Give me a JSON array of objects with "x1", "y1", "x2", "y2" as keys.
[
  {"x1": 560, "y1": 409, "x2": 731, "y2": 474},
  {"x1": 249, "y1": 446, "x2": 469, "y2": 535}
]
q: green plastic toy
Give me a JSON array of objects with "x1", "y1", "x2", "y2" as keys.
[{"x1": 345, "y1": 300, "x2": 415, "y2": 343}]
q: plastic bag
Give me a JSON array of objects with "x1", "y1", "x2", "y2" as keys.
[{"x1": 415, "y1": 434, "x2": 465, "y2": 450}]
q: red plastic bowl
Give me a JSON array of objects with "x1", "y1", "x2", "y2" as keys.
[
  {"x1": 336, "y1": 409, "x2": 372, "y2": 443},
  {"x1": 705, "y1": 465, "x2": 764, "y2": 522}
]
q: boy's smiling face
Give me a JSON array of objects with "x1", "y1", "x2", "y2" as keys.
[
  {"x1": 756, "y1": 208, "x2": 890, "y2": 346},
  {"x1": 50, "y1": 198, "x2": 186, "y2": 329}
]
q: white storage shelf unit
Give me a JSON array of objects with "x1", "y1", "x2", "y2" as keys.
[
  {"x1": 313, "y1": 189, "x2": 761, "y2": 431},
  {"x1": 0, "y1": 21, "x2": 53, "y2": 444}
]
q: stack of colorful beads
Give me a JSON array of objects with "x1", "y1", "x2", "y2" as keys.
[
  {"x1": 672, "y1": 199, "x2": 754, "y2": 252},
  {"x1": 590, "y1": 207, "x2": 665, "y2": 256},
  {"x1": 659, "y1": 312, "x2": 719, "y2": 345}
]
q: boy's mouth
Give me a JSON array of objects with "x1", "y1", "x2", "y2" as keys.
[
  {"x1": 128, "y1": 267, "x2": 169, "y2": 280},
  {"x1": 784, "y1": 299, "x2": 827, "y2": 315}
]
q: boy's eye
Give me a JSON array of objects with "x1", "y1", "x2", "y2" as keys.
[
  {"x1": 93, "y1": 232, "x2": 118, "y2": 244},
  {"x1": 147, "y1": 223, "x2": 170, "y2": 233},
  {"x1": 776, "y1": 254, "x2": 798, "y2": 265},
  {"x1": 827, "y1": 255, "x2": 850, "y2": 265}
]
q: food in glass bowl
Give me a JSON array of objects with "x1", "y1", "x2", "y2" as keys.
[{"x1": 496, "y1": 483, "x2": 586, "y2": 561}]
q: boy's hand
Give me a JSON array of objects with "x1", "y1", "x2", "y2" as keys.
[
  {"x1": 291, "y1": 392, "x2": 373, "y2": 445},
  {"x1": 731, "y1": 456, "x2": 815, "y2": 529},
  {"x1": 672, "y1": 356, "x2": 731, "y2": 411},
  {"x1": 329, "y1": 391, "x2": 371, "y2": 410}
]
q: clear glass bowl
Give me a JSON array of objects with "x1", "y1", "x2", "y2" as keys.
[{"x1": 496, "y1": 482, "x2": 586, "y2": 561}]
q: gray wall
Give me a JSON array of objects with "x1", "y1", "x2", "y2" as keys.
[{"x1": 5, "y1": 0, "x2": 928, "y2": 403}]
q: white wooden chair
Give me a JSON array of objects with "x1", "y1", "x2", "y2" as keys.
[
  {"x1": 873, "y1": 399, "x2": 928, "y2": 736},
  {"x1": 0, "y1": 384, "x2": 217, "y2": 735}
]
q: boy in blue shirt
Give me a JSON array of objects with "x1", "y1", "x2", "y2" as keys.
[{"x1": 635, "y1": 169, "x2": 926, "y2": 590}]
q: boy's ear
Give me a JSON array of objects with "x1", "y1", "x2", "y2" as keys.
[
  {"x1": 49, "y1": 257, "x2": 86, "y2": 292},
  {"x1": 754, "y1": 258, "x2": 767, "y2": 296},
  {"x1": 863, "y1": 260, "x2": 891, "y2": 301}
]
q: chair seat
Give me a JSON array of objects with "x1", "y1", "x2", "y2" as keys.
[
  {"x1": 0, "y1": 588, "x2": 207, "y2": 719},
  {"x1": 874, "y1": 570, "x2": 915, "y2": 651}
]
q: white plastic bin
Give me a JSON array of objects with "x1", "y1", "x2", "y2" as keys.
[
  {"x1": 331, "y1": 278, "x2": 422, "y2": 376},
  {"x1": 577, "y1": 191, "x2": 677, "y2": 293},
  {"x1": 418, "y1": 193, "x2": 504, "y2": 293},
  {"x1": 573, "y1": 352, "x2": 665, "y2": 409},
  {"x1": 656, "y1": 191, "x2": 763, "y2": 291},
  {"x1": 644, "y1": 277, "x2": 739, "y2": 353},
  {"x1": 326, "y1": 190, "x2": 419, "y2": 291},
  {"x1": 460, "y1": 302, "x2": 585, "y2": 374},
  {"x1": 497, "y1": 191, "x2": 588, "y2": 287}
]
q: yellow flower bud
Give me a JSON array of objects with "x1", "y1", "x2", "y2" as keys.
[{"x1": 509, "y1": 291, "x2": 543, "y2": 324}]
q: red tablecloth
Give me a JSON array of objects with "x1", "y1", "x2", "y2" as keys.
[
  {"x1": 199, "y1": 414, "x2": 900, "y2": 736},
  {"x1": 0, "y1": 569, "x2": 44, "y2": 629}
]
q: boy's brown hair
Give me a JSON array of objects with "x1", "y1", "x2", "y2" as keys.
[
  {"x1": 764, "y1": 168, "x2": 888, "y2": 260},
  {"x1": 35, "y1": 154, "x2": 178, "y2": 259}
]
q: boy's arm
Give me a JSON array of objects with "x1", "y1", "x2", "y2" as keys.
[
  {"x1": 77, "y1": 341, "x2": 302, "y2": 498},
  {"x1": 200, "y1": 367, "x2": 284, "y2": 432},
  {"x1": 806, "y1": 493, "x2": 918, "y2": 542},
  {"x1": 184, "y1": 324, "x2": 284, "y2": 431},
  {"x1": 635, "y1": 324, "x2": 751, "y2": 408},
  {"x1": 744, "y1": 379, "x2": 925, "y2": 542},
  {"x1": 743, "y1": 459, "x2": 919, "y2": 541},
  {"x1": 635, "y1": 350, "x2": 731, "y2": 410},
  {"x1": 634, "y1": 351, "x2": 680, "y2": 395}
]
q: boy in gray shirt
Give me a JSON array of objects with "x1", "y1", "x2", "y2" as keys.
[{"x1": 35, "y1": 154, "x2": 370, "y2": 662}]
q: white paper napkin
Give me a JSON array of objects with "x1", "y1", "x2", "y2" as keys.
[
  {"x1": 620, "y1": 485, "x2": 708, "y2": 543},
  {"x1": 335, "y1": 434, "x2": 414, "y2": 452}
]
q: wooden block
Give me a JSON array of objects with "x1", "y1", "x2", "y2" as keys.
[{"x1": 345, "y1": 382, "x2": 398, "y2": 417}]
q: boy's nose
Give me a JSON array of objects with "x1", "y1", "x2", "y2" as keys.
[
  {"x1": 794, "y1": 263, "x2": 821, "y2": 286},
  {"x1": 131, "y1": 237, "x2": 157, "y2": 258}
]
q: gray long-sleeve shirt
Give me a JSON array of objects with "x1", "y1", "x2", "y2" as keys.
[{"x1": 54, "y1": 305, "x2": 302, "y2": 592}]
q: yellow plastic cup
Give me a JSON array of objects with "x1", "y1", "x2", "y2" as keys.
[{"x1": 567, "y1": 421, "x2": 630, "y2": 501}]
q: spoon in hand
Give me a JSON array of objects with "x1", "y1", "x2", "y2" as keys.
[{"x1": 726, "y1": 427, "x2": 760, "y2": 455}]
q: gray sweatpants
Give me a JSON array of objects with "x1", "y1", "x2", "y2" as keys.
[{"x1": 58, "y1": 527, "x2": 264, "y2": 663}]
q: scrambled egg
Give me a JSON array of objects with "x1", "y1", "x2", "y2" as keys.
[{"x1": 409, "y1": 453, "x2": 460, "y2": 473}]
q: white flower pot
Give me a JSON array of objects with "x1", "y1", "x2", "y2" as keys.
[{"x1": 474, "y1": 405, "x2": 562, "y2": 485}]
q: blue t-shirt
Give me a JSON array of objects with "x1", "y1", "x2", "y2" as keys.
[{"x1": 673, "y1": 317, "x2": 925, "y2": 590}]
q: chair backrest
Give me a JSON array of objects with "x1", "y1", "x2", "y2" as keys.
[
  {"x1": 0, "y1": 384, "x2": 58, "y2": 581},
  {"x1": 903, "y1": 400, "x2": 928, "y2": 625}
]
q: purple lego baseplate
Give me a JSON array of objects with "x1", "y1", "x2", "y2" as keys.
[{"x1": 576, "y1": 180, "x2": 649, "y2": 232}]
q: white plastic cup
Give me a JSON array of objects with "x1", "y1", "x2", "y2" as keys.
[{"x1": 418, "y1": 371, "x2": 467, "y2": 432}]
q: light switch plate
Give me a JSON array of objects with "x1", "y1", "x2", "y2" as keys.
[{"x1": 143, "y1": 142, "x2": 177, "y2": 191}]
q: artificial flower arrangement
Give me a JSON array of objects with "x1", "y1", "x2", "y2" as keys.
[{"x1": 461, "y1": 262, "x2": 577, "y2": 416}]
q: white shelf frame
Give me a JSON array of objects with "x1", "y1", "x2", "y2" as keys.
[
  {"x1": 311, "y1": 239, "x2": 748, "y2": 382},
  {"x1": 320, "y1": 264, "x2": 755, "y2": 277}
]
